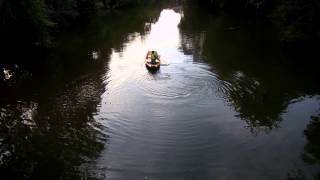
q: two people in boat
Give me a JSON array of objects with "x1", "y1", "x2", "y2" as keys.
[{"x1": 146, "y1": 51, "x2": 160, "y2": 64}]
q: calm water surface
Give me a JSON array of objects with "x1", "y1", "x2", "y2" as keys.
[{"x1": 1, "y1": 3, "x2": 320, "y2": 180}]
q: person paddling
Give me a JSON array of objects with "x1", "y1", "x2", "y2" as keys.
[
  {"x1": 150, "y1": 51, "x2": 159, "y2": 64},
  {"x1": 145, "y1": 50, "x2": 161, "y2": 70}
]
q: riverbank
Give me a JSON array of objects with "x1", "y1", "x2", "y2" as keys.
[{"x1": 195, "y1": 0, "x2": 320, "y2": 57}]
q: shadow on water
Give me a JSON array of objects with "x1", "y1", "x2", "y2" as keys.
[
  {"x1": 0, "y1": 70, "x2": 107, "y2": 179},
  {"x1": 146, "y1": 67, "x2": 161, "y2": 75},
  {"x1": 0, "y1": 4, "x2": 163, "y2": 179},
  {"x1": 179, "y1": 3, "x2": 320, "y2": 133},
  {"x1": 303, "y1": 113, "x2": 320, "y2": 167},
  {"x1": 286, "y1": 111, "x2": 320, "y2": 179},
  {"x1": 1, "y1": 1, "x2": 320, "y2": 179},
  {"x1": 178, "y1": 3, "x2": 320, "y2": 178},
  {"x1": 301, "y1": 113, "x2": 320, "y2": 179}
]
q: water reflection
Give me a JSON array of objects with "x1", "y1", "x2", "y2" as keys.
[
  {"x1": 91, "y1": 50, "x2": 99, "y2": 60},
  {"x1": 3, "y1": 68, "x2": 13, "y2": 80},
  {"x1": 179, "y1": 3, "x2": 320, "y2": 132},
  {"x1": 0, "y1": 4, "x2": 163, "y2": 179},
  {"x1": 0, "y1": 73, "x2": 106, "y2": 179},
  {"x1": 102, "y1": 9, "x2": 182, "y2": 100},
  {"x1": 217, "y1": 73, "x2": 285, "y2": 132},
  {"x1": 286, "y1": 111, "x2": 320, "y2": 179},
  {"x1": 300, "y1": 112, "x2": 320, "y2": 178},
  {"x1": 303, "y1": 113, "x2": 320, "y2": 165},
  {"x1": 1, "y1": 2, "x2": 320, "y2": 179}
]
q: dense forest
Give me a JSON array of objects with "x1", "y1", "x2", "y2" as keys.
[
  {"x1": 197, "y1": 0, "x2": 320, "y2": 45},
  {"x1": 1, "y1": 0, "x2": 319, "y2": 49},
  {"x1": 0, "y1": 0, "x2": 159, "y2": 48}
]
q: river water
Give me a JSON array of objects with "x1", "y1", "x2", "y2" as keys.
[{"x1": 1, "y1": 3, "x2": 320, "y2": 180}]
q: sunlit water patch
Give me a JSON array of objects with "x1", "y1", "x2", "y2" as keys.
[{"x1": 90, "y1": 8, "x2": 320, "y2": 180}]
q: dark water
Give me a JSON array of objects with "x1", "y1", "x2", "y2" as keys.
[{"x1": 1, "y1": 2, "x2": 320, "y2": 180}]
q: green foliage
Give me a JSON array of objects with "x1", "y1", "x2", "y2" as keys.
[
  {"x1": 196, "y1": 0, "x2": 320, "y2": 43},
  {"x1": 270, "y1": 0, "x2": 320, "y2": 43},
  {"x1": 0, "y1": 0, "x2": 53, "y2": 45},
  {"x1": 198, "y1": 0, "x2": 261, "y2": 11},
  {"x1": 105, "y1": 0, "x2": 160, "y2": 9},
  {"x1": 45, "y1": 0, "x2": 98, "y2": 29},
  {"x1": 0, "y1": 0, "x2": 159, "y2": 47},
  {"x1": 45, "y1": 0, "x2": 79, "y2": 28}
]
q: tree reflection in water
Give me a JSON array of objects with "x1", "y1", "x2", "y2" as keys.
[
  {"x1": 301, "y1": 113, "x2": 320, "y2": 178},
  {"x1": 0, "y1": 4, "x2": 163, "y2": 179},
  {"x1": 0, "y1": 74, "x2": 107, "y2": 179},
  {"x1": 179, "y1": 2, "x2": 320, "y2": 133},
  {"x1": 178, "y1": 3, "x2": 320, "y2": 178},
  {"x1": 287, "y1": 112, "x2": 320, "y2": 179},
  {"x1": 304, "y1": 114, "x2": 320, "y2": 165}
]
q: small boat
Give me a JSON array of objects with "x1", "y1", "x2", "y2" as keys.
[
  {"x1": 145, "y1": 51, "x2": 161, "y2": 70},
  {"x1": 145, "y1": 59, "x2": 160, "y2": 69}
]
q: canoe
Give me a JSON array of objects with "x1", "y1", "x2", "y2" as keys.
[
  {"x1": 145, "y1": 51, "x2": 161, "y2": 70},
  {"x1": 145, "y1": 59, "x2": 161, "y2": 69}
]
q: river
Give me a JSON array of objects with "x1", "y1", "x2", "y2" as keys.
[{"x1": 1, "y1": 2, "x2": 320, "y2": 180}]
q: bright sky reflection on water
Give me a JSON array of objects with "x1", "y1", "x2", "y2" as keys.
[
  {"x1": 91, "y1": 8, "x2": 320, "y2": 180},
  {"x1": 103, "y1": 9, "x2": 182, "y2": 99}
]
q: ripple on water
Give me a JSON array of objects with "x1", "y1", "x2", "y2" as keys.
[{"x1": 133, "y1": 62, "x2": 219, "y2": 100}]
